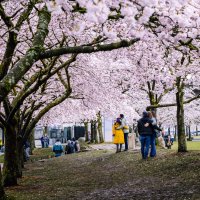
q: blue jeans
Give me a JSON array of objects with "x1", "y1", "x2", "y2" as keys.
[
  {"x1": 44, "y1": 141, "x2": 49, "y2": 148},
  {"x1": 124, "y1": 133, "x2": 129, "y2": 150},
  {"x1": 140, "y1": 135, "x2": 151, "y2": 159},
  {"x1": 150, "y1": 133, "x2": 156, "y2": 157}
]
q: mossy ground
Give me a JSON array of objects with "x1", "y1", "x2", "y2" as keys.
[{"x1": 4, "y1": 144, "x2": 200, "y2": 200}]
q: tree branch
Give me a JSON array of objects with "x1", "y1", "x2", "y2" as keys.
[
  {"x1": 146, "y1": 94, "x2": 200, "y2": 110},
  {"x1": 0, "y1": 0, "x2": 38, "y2": 80},
  {"x1": 8, "y1": 55, "x2": 76, "y2": 122},
  {"x1": 23, "y1": 90, "x2": 71, "y2": 140},
  {"x1": 0, "y1": 6, "x2": 51, "y2": 102},
  {"x1": 0, "y1": 3, "x2": 14, "y2": 28},
  {"x1": 39, "y1": 38, "x2": 140, "y2": 59}
]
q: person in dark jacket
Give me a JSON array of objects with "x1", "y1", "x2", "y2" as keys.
[
  {"x1": 148, "y1": 111, "x2": 161, "y2": 157},
  {"x1": 65, "y1": 140, "x2": 75, "y2": 154},
  {"x1": 137, "y1": 111, "x2": 162, "y2": 159},
  {"x1": 40, "y1": 136, "x2": 44, "y2": 148}
]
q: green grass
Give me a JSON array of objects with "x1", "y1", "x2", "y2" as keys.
[
  {"x1": 171, "y1": 141, "x2": 200, "y2": 150},
  {"x1": 0, "y1": 155, "x2": 4, "y2": 163},
  {"x1": 29, "y1": 148, "x2": 55, "y2": 162},
  {"x1": 193, "y1": 135, "x2": 200, "y2": 139},
  {"x1": 0, "y1": 148, "x2": 55, "y2": 164}
]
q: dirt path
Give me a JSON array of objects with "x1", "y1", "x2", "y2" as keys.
[
  {"x1": 89, "y1": 143, "x2": 140, "y2": 151},
  {"x1": 6, "y1": 149, "x2": 200, "y2": 200}
]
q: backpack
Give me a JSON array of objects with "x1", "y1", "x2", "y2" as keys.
[
  {"x1": 70, "y1": 142, "x2": 75, "y2": 153},
  {"x1": 54, "y1": 145, "x2": 62, "y2": 152}
]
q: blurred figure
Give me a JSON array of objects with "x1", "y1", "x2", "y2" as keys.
[
  {"x1": 137, "y1": 111, "x2": 162, "y2": 160},
  {"x1": 65, "y1": 140, "x2": 75, "y2": 154},
  {"x1": 23, "y1": 141, "x2": 30, "y2": 161},
  {"x1": 157, "y1": 131, "x2": 166, "y2": 149},
  {"x1": 0, "y1": 145, "x2": 5, "y2": 153},
  {"x1": 53, "y1": 139, "x2": 63, "y2": 157},
  {"x1": 74, "y1": 139, "x2": 80, "y2": 152},
  {"x1": 43, "y1": 134, "x2": 49, "y2": 148},
  {"x1": 40, "y1": 135, "x2": 44, "y2": 148},
  {"x1": 148, "y1": 111, "x2": 160, "y2": 158},
  {"x1": 116, "y1": 114, "x2": 129, "y2": 151},
  {"x1": 0, "y1": 139, "x2": 2, "y2": 150},
  {"x1": 112, "y1": 118, "x2": 125, "y2": 153},
  {"x1": 170, "y1": 132, "x2": 175, "y2": 145},
  {"x1": 164, "y1": 132, "x2": 172, "y2": 149}
]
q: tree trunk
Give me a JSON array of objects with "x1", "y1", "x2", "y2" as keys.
[
  {"x1": 97, "y1": 112, "x2": 104, "y2": 143},
  {"x1": 176, "y1": 77, "x2": 187, "y2": 152},
  {"x1": 0, "y1": 166, "x2": 5, "y2": 199},
  {"x1": 188, "y1": 125, "x2": 192, "y2": 141},
  {"x1": 28, "y1": 129, "x2": 35, "y2": 155},
  {"x1": 91, "y1": 120, "x2": 98, "y2": 143},
  {"x1": 168, "y1": 127, "x2": 170, "y2": 135},
  {"x1": 16, "y1": 148, "x2": 24, "y2": 178},
  {"x1": 90, "y1": 121, "x2": 94, "y2": 143},
  {"x1": 174, "y1": 125, "x2": 177, "y2": 141},
  {"x1": 3, "y1": 125, "x2": 18, "y2": 186},
  {"x1": 185, "y1": 126, "x2": 188, "y2": 136},
  {"x1": 84, "y1": 122, "x2": 89, "y2": 142},
  {"x1": 196, "y1": 126, "x2": 198, "y2": 136},
  {"x1": 16, "y1": 139, "x2": 24, "y2": 178},
  {"x1": 44, "y1": 126, "x2": 48, "y2": 135},
  {"x1": 133, "y1": 124, "x2": 139, "y2": 137},
  {"x1": 93, "y1": 121, "x2": 98, "y2": 143}
]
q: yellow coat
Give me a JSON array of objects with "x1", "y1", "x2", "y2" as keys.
[{"x1": 112, "y1": 123, "x2": 125, "y2": 144}]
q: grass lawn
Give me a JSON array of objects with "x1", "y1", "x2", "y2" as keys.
[
  {"x1": 171, "y1": 141, "x2": 200, "y2": 150},
  {"x1": 5, "y1": 147, "x2": 200, "y2": 200},
  {"x1": 30, "y1": 148, "x2": 55, "y2": 161},
  {"x1": 0, "y1": 155, "x2": 3, "y2": 163},
  {"x1": 192, "y1": 136, "x2": 200, "y2": 139},
  {"x1": 0, "y1": 148, "x2": 55, "y2": 164}
]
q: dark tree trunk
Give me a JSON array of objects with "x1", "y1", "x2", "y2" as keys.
[
  {"x1": 174, "y1": 125, "x2": 177, "y2": 141},
  {"x1": 84, "y1": 122, "x2": 89, "y2": 142},
  {"x1": 3, "y1": 124, "x2": 18, "y2": 186},
  {"x1": 168, "y1": 127, "x2": 170, "y2": 135},
  {"x1": 97, "y1": 112, "x2": 104, "y2": 143},
  {"x1": 185, "y1": 126, "x2": 188, "y2": 136},
  {"x1": 196, "y1": 126, "x2": 198, "y2": 136},
  {"x1": 176, "y1": 77, "x2": 187, "y2": 152},
  {"x1": 91, "y1": 120, "x2": 98, "y2": 143},
  {"x1": 90, "y1": 121, "x2": 94, "y2": 143},
  {"x1": 28, "y1": 129, "x2": 35, "y2": 155},
  {"x1": 16, "y1": 140, "x2": 24, "y2": 178},
  {"x1": 0, "y1": 166, "x2": 5, "y2": 199},
  {"x1": 93, "y1": 121, "x2": 98, "y2": 143},
  {"x1": 188, "y1": 125, "x2": 192, "y2": 141}
]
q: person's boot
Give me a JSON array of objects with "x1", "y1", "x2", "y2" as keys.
[
  {"x1": 116, "y1": 144, "x2": 119, "y2": 153},
  {"x1": 119, "y1": 144, "x2": 122, "y2": 152}
]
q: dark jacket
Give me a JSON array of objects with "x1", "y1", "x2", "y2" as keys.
[{"x1": 137, "y1": 117, "x2": 162, "y2": 136}]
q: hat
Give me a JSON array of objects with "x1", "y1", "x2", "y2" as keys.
[
  {"x1": 120, "y1": 114, "x2": 124, "y2": 118},
  {"x1": 142, "y1": 111, "x2": 148, "y2": 117},
  {"x1": 116, "y1": 118, "x2": 121, "y2": 123}
]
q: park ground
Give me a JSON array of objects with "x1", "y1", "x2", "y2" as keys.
[{"x1": 2, "y1": 142, "x2": 200, "y2": 200}]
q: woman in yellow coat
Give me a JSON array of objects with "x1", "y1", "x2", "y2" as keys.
[{"x1": 112, "y1": 118, "x2": 125, "y2": 153}]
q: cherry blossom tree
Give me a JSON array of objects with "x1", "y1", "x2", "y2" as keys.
[
  {"x1": 1, "y1": 0, "x2": 200, "y2": 195},
  {"x1": 0, "y1": 54, "x2": 78, "y2": 186},
  {"x1": 0, "y1": 0, "x2": 140, "y2": 189}
]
